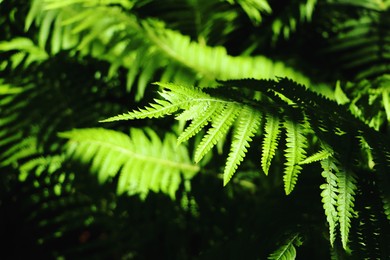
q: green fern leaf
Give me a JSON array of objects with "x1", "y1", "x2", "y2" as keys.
[
  {"x1": 283, "y1": 119, "x2": 307, "y2": 195},
  {"x1": 268, "y1": 233, "x2": 303, "y2": 260},
  {"x1": 177, "y1": 103, "x2": 224, "y2": 144},
  {"x1": 101, "y1": 98, "x2": 181, "y2": 122},
  {"x1": 261, "y1": 114, "x2": 281, "y2": 175},
  {"x1": 60, "y1": 128, "x2": 199, "y2": 199},
  {"x1": 223, "y1": 107, "x2": 262, "y2": 185},
  {"x1": 336, "y1": 168, "x2": 357, "y2": 250},
  {"x1": 320, "y1": 158, "x2": 339, "y2": 247},
  {"x1": 299, "y1": 149, "x2": 333, "y2": 165},
  {"x1": 102, "y1": 82, "x2": 212, "y2": 122},
  {"x1": 194, "y1": 103, "x2": 241, "y2": 163}
]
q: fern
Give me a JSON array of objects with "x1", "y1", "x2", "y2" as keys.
[
  {"x1": 60, "y1": 128, "x2": 199, "y2": 199},
  {"x1": 336, "y1": 167, "x2": 357, "y2": 250},
  {"x1": 320, "y1": 158, "x2": 339, "y2": 246},
  {"x1": 261, "y1": 114, "x2": 281, "y2": 175},
  {"x1": 223, "y1": 106, "x2": 262, "y2": 185},
  {"x1": 194, "y1": 103, "x2": 241, "y2": 163},
  {"x1": 178, "y1": 103, "x2": 223, "y2": 144},
  {"x1": 268, "y1": 233, "x2": 303, "y2": 260},
  {"x1": 0, "y1": 37, "x2": 49, "y2": 68},
  {"x1": 299, "y1": 148, "x2": 333, "y2": 165},
  {"x1": 282, "y1": 119, "x2": 307, "y2": 195}
]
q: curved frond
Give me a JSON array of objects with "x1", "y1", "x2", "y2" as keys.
[
  {"x1": 145, "y1": 20, "x2": 311, "y2": 85},
  {"x1": 60, "y1": 128, "x2": 199, "y2": 199},
  {"x1": 283, "y1": 119, "x2": 308, "y2": 195},
  {"x1": 223, "y1": 107, "x2": 262, "y2": 185}
]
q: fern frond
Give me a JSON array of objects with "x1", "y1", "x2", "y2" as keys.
[
  {"x1": 336, "y1": 167, "x2": 357, "y2": 250},
  {"x1": 268, "y1": 233, "x2": 303, "y2": 260},
  {"x1": 0, "y1": 37, "x2": 49, "y2": 68},
  {"x1": 144, "y1": 20, "x2": 311, "y2": 85},
  {"x1": 60, "y1": 128, "x2": 199, "y2": 199},
  {"x1": 283, "y1": 119, "x2": 308, "y2": 195},
  {"x1": 261, "y1": 114, "x2": 281, "y2": 175},
  {"x1": 102, "y1": 82, "x2": 213, "y2": 122},
  {"x1": 101, "y1": 98, "x2": 181, "y2": 122},
  {"x1": 194, "y1": 103, "x2": 242, "y2": 163},
  {"x1": 223, "y1": 107, "x2": 262, "y2": 185},
  {"x1": 320, "y1": 158, "x2": 339, "y2": 247}
]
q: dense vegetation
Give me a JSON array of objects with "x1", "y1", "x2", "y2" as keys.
[{"x1": 0, "y1": 0, "x2": 389, "y2": 259}]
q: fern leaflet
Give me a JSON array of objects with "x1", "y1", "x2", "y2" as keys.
[
  {"x1": 177, "y1": 103, "x2": 224, "y2": 144},
  {"x1": 283, "y1": 119, "x2": 307, "y2": 195},
  {"x1": 261, "y1": 114, "x2": 281, "y2": 175},
  {"x1": 299, "y1": 148, "x2": 333, "y2": 165},
  {"x1": 101, "y1": 83, "x2": 206, "y2": 122},
  {"x1": 223, "y1": 107, "x2": 262, "y2": 185},
  {"x1": 194, "y1": 103, "x2": 241, "y2": 163},
  {"x1": 320, "y1": 158, "x2": 339, "y2": 247},
  {"x1": 336, "y1": 167, "x2": 357, "y2": 250}
]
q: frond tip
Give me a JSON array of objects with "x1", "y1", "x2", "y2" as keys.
[
  {"x1": 268, "y1": 233, "x2": 303, "y2": 260},
  {"x1": 60, "y1": 127, "x2": 199, "y2": 199}
]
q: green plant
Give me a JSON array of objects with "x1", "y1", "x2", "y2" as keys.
[{"x1": 0, "y1": 0, "x2": 389, "y2": 259}]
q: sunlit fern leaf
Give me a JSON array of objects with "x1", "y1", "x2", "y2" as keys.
[
  {"x1": 283, "y1": 119, "x2": 307, "y2": 195},
  {"x1": 299, "y1": 148, "x2": 333, "y2": 165},
  {"x1": 261, "y1": 114, "x2": 281, "y2": 175},
  {"x1": 194, "y1": 103, "x2": 242, "y2": 163},
  {"x1": 320, "y1": 158, "x2": 339, "y2": 247},
  {"x1": 268, "y1": 233, "x2": 303, "y2": 260},
  {"x1": 177, "y1": 103, "x2": 224, "y2": 144},
  {"x1": 60, "y1": 128, "x2": 199, "y2": 199},
  {"x1": 101, "y1": 98, "x2": 181, "y2": 121},
  {"x1": 336, "y1": 167, "x2": 357, "y2": 250},
  {"x1": 223, "y1": 106, "x2": 262, "y2": 185},
  {"x1": 101, "y1": 82, "x2": 211, "y2": 122}
]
